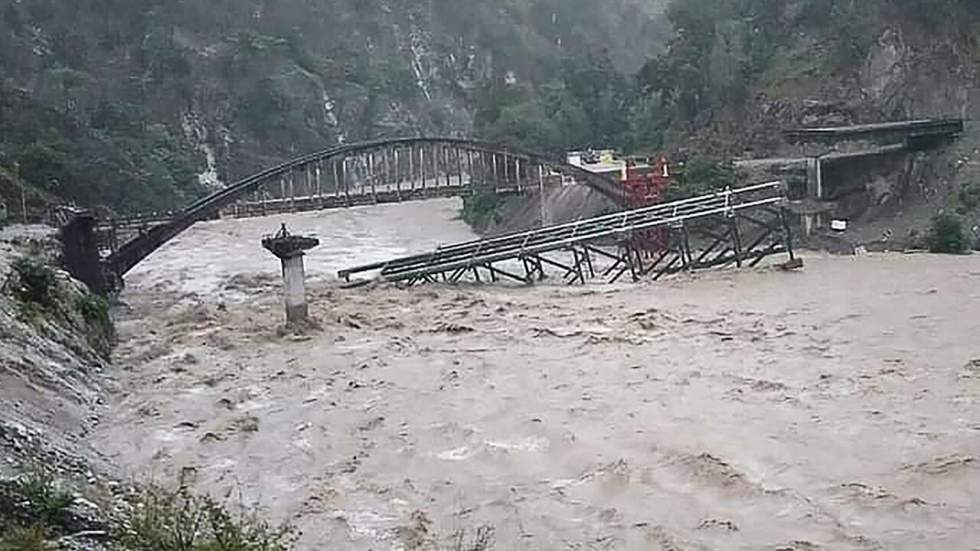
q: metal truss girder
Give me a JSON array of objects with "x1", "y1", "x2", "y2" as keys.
[{"x1": 342, "y1": 182, "x2": 797, "y2": 287}]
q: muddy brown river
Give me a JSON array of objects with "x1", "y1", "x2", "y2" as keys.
[{"x1": 96, "y1": 199, "x2": 980, "y2": 550}]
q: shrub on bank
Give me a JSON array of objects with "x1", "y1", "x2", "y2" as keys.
[
  {"x1": 75, "y1": 294, "x2": 115, "y2": 358},
  {"x1": 116, "y1": 486, "x2": 297, "y2": 551},
  {"x1": 957, "y1": 183, "x2": 980, "y2": 214},
  {"x1": 1, "y1": 469, "x2": 297, "y2": 551},
  {"x1": 927, "y1": 212, "x2": 969, "y2": 254},
  {"x1": 0, "y1": 524, "x2": 48, "y2": 551},
  {"x1": 9, "y1": 257, "x2": 56, "y2": 307},
  {"x1": 76, "y1": 294, "x2": 110, "y2": 326},
  {"x1": 461, "y1": 191, "x2": 507, "y2": 231},
  {"x1": 0, "y1": 470, "x2": 75, "y2": 548}
]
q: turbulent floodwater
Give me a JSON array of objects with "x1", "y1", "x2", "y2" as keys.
[
  {"x1": 124, "y1": 198, "x2": 478, "y2": 296},
  {"x1": 98, "y1": 200, "x2": 980, "y2": 550}
]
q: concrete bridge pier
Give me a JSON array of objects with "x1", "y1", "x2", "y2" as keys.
[{"x1": 262, "y1": 224, "x2": 320, "y2": 326}]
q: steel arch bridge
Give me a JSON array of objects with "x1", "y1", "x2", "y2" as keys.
[{"x1": 100, "y1": 137, "x2": 624, "y2": 278}]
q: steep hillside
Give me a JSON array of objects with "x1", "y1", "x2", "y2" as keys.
[
  {"x1": 0, "y1": 0, "x2": 667, "y2": 214},
  {"x1": 631, "y1": 0, "x2": 980, "y2": 246},
  {"x1": 633, "y1": 1, "x2": 980, "y2": 151},
  {"x1": 0, "y1": 226, "x2": 116, "y2": 549}
]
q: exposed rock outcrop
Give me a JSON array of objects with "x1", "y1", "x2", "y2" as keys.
[{"x1": 0, "y1": 226, "x2": 115, "y2": 548}]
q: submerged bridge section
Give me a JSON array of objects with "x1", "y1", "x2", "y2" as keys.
[
  {"x1": 340, "y1": 181, "x2": 797, "y2": 286},
  {"x1": 101, "y1": 137, "x2": 624, "y2": 280}
]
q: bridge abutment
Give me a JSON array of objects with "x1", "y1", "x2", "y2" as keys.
[{"x1": 56, "y1": 208, "x2": 108, "y2": 294}]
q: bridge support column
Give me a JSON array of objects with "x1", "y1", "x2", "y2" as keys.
[
  {"x1": 262, "y1": 224, "x2": 320, "y2": 327},
  {"x1": 806, "y1": 157, "x2": 824, "y2": 200},
  {"x1": 282, "y1": 255, "x2": 308, "y2": 323},
  {"x1": 799, "y1": 157, "x2": 828, "y2": 238}
]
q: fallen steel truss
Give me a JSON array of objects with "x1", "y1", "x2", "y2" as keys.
[{"x1": 339, "y1": 181, "x2": 799, "y2": 286}]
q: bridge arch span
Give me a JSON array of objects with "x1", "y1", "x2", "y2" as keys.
[{"x1": 104, "y1": 137, "x2": 623, "y2": 278}]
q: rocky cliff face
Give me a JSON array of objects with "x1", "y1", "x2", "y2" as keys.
[
  {"x1": 760, "y1": 2, "x2": 980, "y2": 243},
  {"x1": 0, "y1": 0, "x2": 667, "y2": 213},
  {"x1": 761, "y1": 5, "x2": 978, "y2": 140},
  {"x1": 637, "y1": 0, "x2": 980, "y2": 246},
  {"x1": 0, "y1": 226, "x2": 116, "y2": 548}
]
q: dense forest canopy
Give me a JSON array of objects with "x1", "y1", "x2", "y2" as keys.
[{"x1": 0, "y1": 0, "x2": 666, "y2": 214}]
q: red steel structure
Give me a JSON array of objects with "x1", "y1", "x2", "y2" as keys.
[{"x1": 622, "y1": 155, "x2": 672, "y2": 253}]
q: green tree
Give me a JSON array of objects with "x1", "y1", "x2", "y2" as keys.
[
  {"x1": 475, "y1": 80, "x2": 591, "y2": 154},
  {"x1": 45, "y1": 67, "x2": 89, "y2": 114},
  {"x1": 668, "y1": 156, "x2": 736, "y2": 200},
  {"x1": 927, "y1": 213, "x2": 968, "y2": 254},
  {"x1": 625, "y1": 93, "x2": 668, "y2": 153},
  {"x1": 239, "y1": 78, "x2": 290, "y2": 137}
]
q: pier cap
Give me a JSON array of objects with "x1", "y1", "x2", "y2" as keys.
[{"x1": 261, "y1": 224, "x2": 320, "y2": 259}]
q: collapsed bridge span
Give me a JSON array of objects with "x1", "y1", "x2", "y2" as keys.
[{"x1": 340, "y1": 181, "x2": 799, "y2": 286}]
